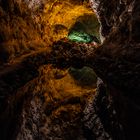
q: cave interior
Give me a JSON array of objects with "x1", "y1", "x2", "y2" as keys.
[{"x1": 0, "y1": 0, "x2": 140, "y2": 140}]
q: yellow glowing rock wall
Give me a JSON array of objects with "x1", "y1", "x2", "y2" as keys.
[{"x1": 39, "y1": 0, "x2": 99, "y2": 44}]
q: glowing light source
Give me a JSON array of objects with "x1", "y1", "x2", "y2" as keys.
[
  {"x1": 68, "y1": 31, "x2": 100, "y2": 43},
  {"x1": 68, "y1": 31, "x2": 93, "y2": 43}
]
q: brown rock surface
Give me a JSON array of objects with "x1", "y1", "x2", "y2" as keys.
[{"x1": 0, "y1": 0, "x2": 140, "y2": 140}]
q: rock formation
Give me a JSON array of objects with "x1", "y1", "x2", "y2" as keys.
[{"x1": 0, "y1": 0, "x2": 140, "y2": 140}]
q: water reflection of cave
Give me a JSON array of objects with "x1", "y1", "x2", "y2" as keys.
[
  {"x1": 69, "y1": 67, "x2": 97, "y2": 87},
  {"x1": 67, "y1": 14, "x2": 100, "y2": 87}
]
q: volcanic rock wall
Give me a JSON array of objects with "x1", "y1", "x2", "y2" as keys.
[
  {"x1": 90, "y1": 0, "x2": 140, "y2": 139},
  {"x1": 0, "y1": 0, "x2": 101, "y2": 140},
  {"x1": 0, "y1": 0, "x2": 140, "y2": 140}
]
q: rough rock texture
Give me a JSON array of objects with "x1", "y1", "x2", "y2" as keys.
[
  {"x1": 0, "y1": 1, "x2": 102, "y2": 140},
  {"x1": 1, "y1": 64, "x2": 97, "y2": 140},
  {"x1": 89, "y1": 1, "x2": 140, "y2": 139},
  {"x1": 49, "y1": 0, "x2": 140, "y2": 139},
  {"x1": 82, "y1": 78, "x2": 125, "y2": 140},
  {"x1": 0, "y1": 0, "x2": 46, "y2": 64},
  {"x1": 90, "y1": 0, "x2": 140, "y2": 95},
  {"x1": 0, "y1": 0, "x2": 98, "y2": 64},
  {"x1": 0, "y1": 0, "x2": 140, "y2": 140}
]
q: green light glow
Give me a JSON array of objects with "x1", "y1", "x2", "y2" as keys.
[{"x1": 68, "y1": 31, "x2": 93, "y2": 43}]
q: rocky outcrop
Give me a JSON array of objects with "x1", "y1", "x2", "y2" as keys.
[
  {"x1": 83, "y1": 78, "x2": 125, "y2": 140},
  {"x1": 4, "y1": 66, "x2": 97, "y2": 140},
  {"x1": 50, "y1": 0, "x2": 140, "y2": 139},
  {"x1": 0, "y1": 0, "x2": 140, "y2": 140},
  {"x1": 0, "y1": 0, "x2": 46, "y2": 64},
  {"x1": 0, "y1": 1, "x2": 100, "y2": 140},
  {"x1": 90, "y1": 0, "x2": 140, "y2": 139},
  {"x1": 89, "y1": 0, "x2": 140, "y2": 93}
]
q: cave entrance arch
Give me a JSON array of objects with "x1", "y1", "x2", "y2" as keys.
[{"x1": 68, "y1": 13, "x2": 100, "y2": 43}]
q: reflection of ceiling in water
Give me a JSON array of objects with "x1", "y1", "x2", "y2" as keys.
[{"x1": 69, "y1": 67, "x2": 97, "y2": 87}]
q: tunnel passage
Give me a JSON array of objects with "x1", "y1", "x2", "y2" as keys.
[{"x1": 68, "y1": 14, "x2": 100, "y2": 43}]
